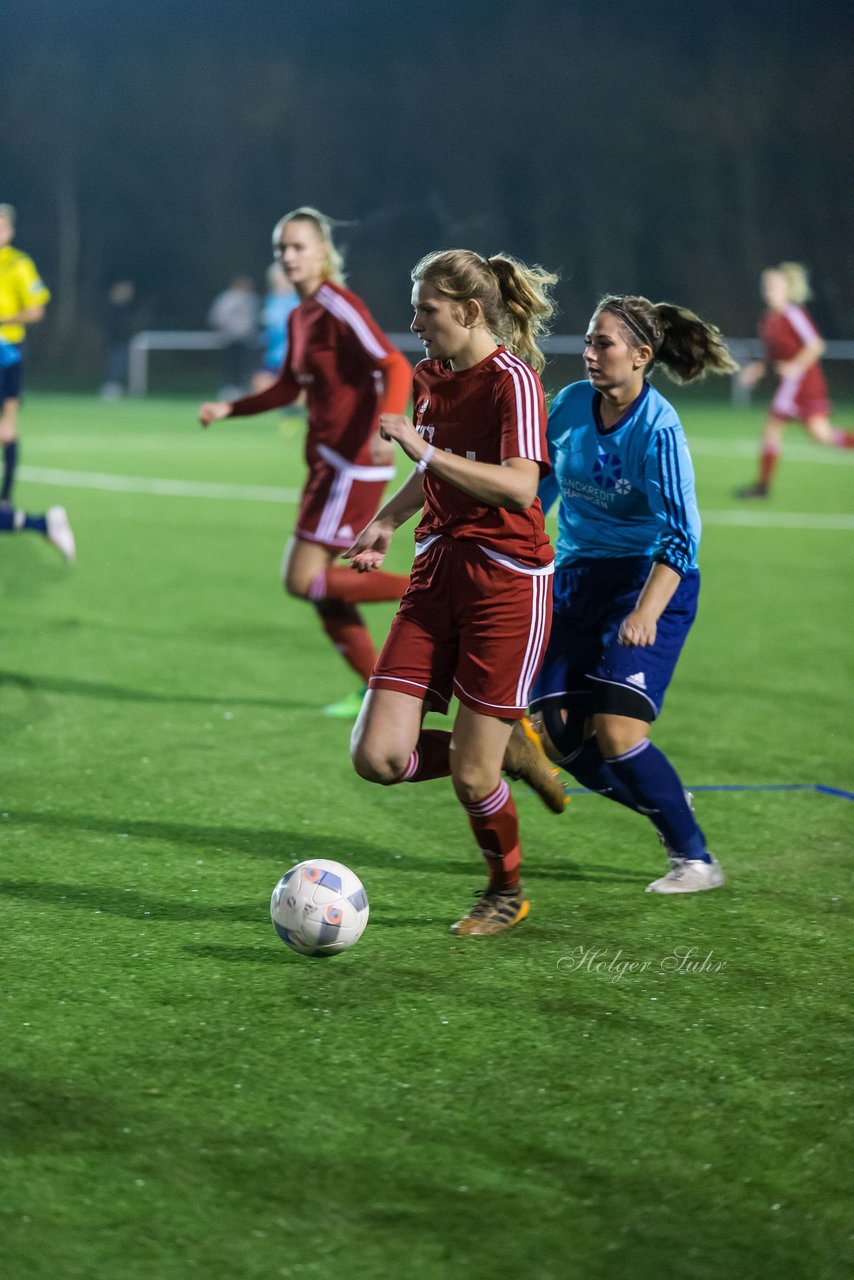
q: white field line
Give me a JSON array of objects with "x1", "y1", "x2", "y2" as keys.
[
  {"x1": 701, "y1": 510, "x2": 854, "y2": 531},
  {"x1": 689, "y1": 437, "x2": 854, "y2": 465},
  {"x1": 19, "y1": 466, "x2": 300, "y2": 504},
  {"x1": 19, "y1": 464, "x2": 854, "y2": 529},
  {"x1": 25, "y1": 433, "x2": 854, "y2": 465}
]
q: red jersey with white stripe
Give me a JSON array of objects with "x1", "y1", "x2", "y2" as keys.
[
  {"x1": 760, "y1": 304, "x2": 828, "y2": 417},
  {"x1": 229, "y1": 281, "x2": 411, "y2": 467},
  {"x1": 411, "y1": 346, "x2": 553, "y2": 567}
]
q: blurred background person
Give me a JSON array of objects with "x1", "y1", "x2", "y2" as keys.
[
  {"x1": 0, "y1": 203, "x2": 51, "y2": 505},
  {"x1": 198, "y1": 207, "x2": 412, "y2": 718},
  {"x1": 100, "y1": 278, "x2": 137, "y2": 399},
  {"x1": 736, "y1": 262, "x2": 854, "y2": 498},
  {"x1": 0, "y1": 498, "x2": 76, "y2": 561},
  {"x1": 207, "y1": 273, "x2": 261, "y2": 399},
  {"x1": 252, "y1": 263, "x2": 299, "y2": 393}
]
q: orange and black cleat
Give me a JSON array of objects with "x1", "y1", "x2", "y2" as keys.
[
  {"x1": 503, "y1": 716, "x2": 569, "y2": 814},
  {"x1": 450, "y1": 886, "x2": 531, "y2": 937}
]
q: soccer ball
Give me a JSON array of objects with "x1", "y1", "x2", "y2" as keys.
[{"x1": 270, "y1": 859, "x2": 369, "y2": 957}]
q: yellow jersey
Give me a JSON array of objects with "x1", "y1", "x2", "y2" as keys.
[{"x1": 0, "y1": 245, "x2": 51, "y2": 343}]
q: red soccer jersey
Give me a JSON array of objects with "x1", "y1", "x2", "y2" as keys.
[
  {"x1": 760, "y1": 304, "x2": 828, "y2": 405},
  {"x1": 228, "y1": 281, "x2": 411, "y2": 467},
  {"x1": 760, "y1": 304, "x2": 821, "y2": 362},
  {"x1": 412, "y1": 346, "x2": 553, "y2": 567}
]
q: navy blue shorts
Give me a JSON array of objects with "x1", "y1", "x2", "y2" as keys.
[
  {"x1": 529, "y1": 557, "x2": 699, "y2": 722},
  {"x1": 0, "y1": 342, "x2": 23, "y2": 403}
]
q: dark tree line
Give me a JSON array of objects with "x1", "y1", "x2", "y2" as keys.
[{"x1": 3, "y1": 2, "x2": 853, "y2": 371}]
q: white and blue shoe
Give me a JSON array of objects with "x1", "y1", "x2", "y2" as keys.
[{"x1": 646, "y1": 854, "x2": 724, "y2": 894}]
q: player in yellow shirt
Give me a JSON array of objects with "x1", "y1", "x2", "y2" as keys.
[{"x1": 0, "y1": 204, "x2": 51, "y2": 503}]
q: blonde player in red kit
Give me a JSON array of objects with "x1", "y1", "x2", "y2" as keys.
[
  {"x1": 347, "y1": 249, "x2": 566, "y2": 937},
  {"x1": 199, "y1": 208, "x2": 412, "y2": 716},
  {"x1": 736, "y1": 262, "x2": 854, "y2": 498}
]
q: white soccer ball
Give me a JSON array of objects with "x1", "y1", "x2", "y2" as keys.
[{"x1": 270, "y1": 858, "x2": 369, "y2": 957}]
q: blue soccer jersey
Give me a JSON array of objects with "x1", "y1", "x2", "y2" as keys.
[{"x1": 538, "y1": 380, "x2": 701, "y2": 575}]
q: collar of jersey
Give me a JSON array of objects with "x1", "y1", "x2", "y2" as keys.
[
  {"x1": 436, "y1": 343, "x2": 507, "y2": 377},
  {"x1": 593, "y1": 380, "x2": 650, "y2": 435}
]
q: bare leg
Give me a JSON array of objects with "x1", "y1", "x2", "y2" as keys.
[
  {"x1": 804, "y1": 414, "x2": 854, "y2": 449},
  {"x1": 282, "y1": 535, "x2": 378, "y2": 686},
  {"x1": 350, "y1": 688, "x2": 426, "y2": 784}
]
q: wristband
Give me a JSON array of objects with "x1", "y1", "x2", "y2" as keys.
[{"x1": 416, "y1": 444, "x2": 435, "y2": 474}]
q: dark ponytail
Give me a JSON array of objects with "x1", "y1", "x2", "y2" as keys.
[{"x1": 597, "y1": 294, "x2": 738, "y2": 384}]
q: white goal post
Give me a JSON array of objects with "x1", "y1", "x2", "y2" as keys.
[{"x1": 127, "y1": 330, "x2": 854, "y2": 398}]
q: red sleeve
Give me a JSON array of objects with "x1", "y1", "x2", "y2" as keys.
[
  {"x1": 227, "y1": 347, "x2": 300, "y2": 418},
  {"x1": 494, "y1": 358, "x2": 549, "y2": 473},
  {"x1": 376, "y1": 349, "x2": 413, "y2": 416},
  {"x1": 317, "y1": 284, "x2": 412, "y2": 405}
]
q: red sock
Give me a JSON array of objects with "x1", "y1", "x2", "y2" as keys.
[
  {"x1": 834, "y1": 430, "x2": 854, "y2": 449},
  {"x1": 314, "y1": 600, "x2": 376, "y2": 682},
  {"x1": 759, "y1": 444, "x2": 780, "y2": 488},
  {"x1": 401, "y1": 730, "x2": 452, "y2": 782},
  {"x1": 311, "y1": 566, "x2": 409, "y2": 604},
  {"x1": 461, "y1": 780, "x2": 521, "y2": 891}
]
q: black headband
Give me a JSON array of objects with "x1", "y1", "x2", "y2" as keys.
[{"x1": 603, "y1": 304, "x2": 657, "y2": 351}]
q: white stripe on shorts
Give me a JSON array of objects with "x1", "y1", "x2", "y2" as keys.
[{"x1": 516, "y1": 572, "x2": 550, "y2": 707}]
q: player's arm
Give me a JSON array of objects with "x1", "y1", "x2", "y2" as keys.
[
  {"x1": 198, "y1": 348, "x2": 300, "y2": 426},
  {"x1": 537, "y1": 388, "x2": 571, "y2": 514},
  {"x1": 618, "y1": 561, "x2": 681, "y2": 648},
  {"x1": 379, "y1": 412, "x2": 540, "y2": 511},
  {"x1": 777, "y1": 310, "x2": 826, "y2": 377},
  {"x1": 368, "y1": 350, "x2": 413, "y2": 465},
  {"x1": 2, "y1": 260, "x2": 50, "y2": 327},
  {"x1": 737, "y1": 359, "x2": 766, "y2": 390},
  {"x1": 777, "y1": 337, "x2": 825, "y2": 378},
  {"x1": 377, "y1": 350, "x2": 412, "y2": 416},
  {"x1": 343, "y1": 469, "x2": 426, "y2": 572},
  {"x1": 1, "y1": 303, "x2": 45, "y2": 326},
  {"x1": 643, "y1": 424, "x2": 700, "y2": 583}
]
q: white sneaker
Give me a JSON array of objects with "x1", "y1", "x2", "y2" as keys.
[
  {"x1": 646, "y1": 855, "x2": 724, "y2": 894},
  {"x1": 46, "y1": 507, "x2": 76, "y2": 562}
]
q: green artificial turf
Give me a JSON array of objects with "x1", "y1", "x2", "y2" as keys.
[{"x1": 1, "y1": 393, "x2": 852, "y2": 1280}]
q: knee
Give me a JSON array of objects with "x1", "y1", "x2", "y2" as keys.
[
  {"x1": 451, "y1": 761, "x2": 500, "y2": 806},
  {"x1": 594, "y1": 717, "x2": 648, "y2": 759},
  {"x1": 283, "y1": 572, "x2": 311, "y2": 600},
  {"x1": 350, "y1": 736, "x2": 407, "y2": 786}
]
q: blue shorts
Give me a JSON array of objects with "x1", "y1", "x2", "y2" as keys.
[
  {"x1": 529, "y1": 557, "x2": 699, "y2": 722},
  {"x1": 0, "y1": 341, "x2": 23, "y2": 403}
]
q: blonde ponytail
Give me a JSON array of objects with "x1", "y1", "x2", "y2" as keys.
[{"x1": 412, "y1": 249, "x2": 558, "y2": 373}]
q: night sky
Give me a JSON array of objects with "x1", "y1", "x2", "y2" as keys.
[{"x1": 4, "y1": 0, "x2": 853, "y2": 353}]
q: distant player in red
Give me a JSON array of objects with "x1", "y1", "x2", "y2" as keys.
[
  {"x1": 736, "y1": 262, "x2": 854, "y2": 498},
  {"x1": 199, "y1": 207, "x2": 412, "y2": 715},
  {"x1": 346, "y1": 249, "x2": 566, "y2": 938}
]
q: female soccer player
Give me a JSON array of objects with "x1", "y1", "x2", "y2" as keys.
[
  {"x1": 736, "y1": 262, "x2": 854, "y2": 498},
  {"x1": 0, "y1": 204, "x2": 51, "y2": 504},
  {"x1": 346, "y1": 248, "x2": 563, "y2": 937},
  {"x1": 529, "y1": 294, "x2": 737, "y2": 894},
  {"x1": 198, "y1": 207, "x2": 412, "y2": 717}
]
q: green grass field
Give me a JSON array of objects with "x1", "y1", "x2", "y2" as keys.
[{"x1": 2, "y1": 392, "x2": 852, "y2": 1280}]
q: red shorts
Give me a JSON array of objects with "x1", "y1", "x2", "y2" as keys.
[
  {"x1": 771, "y1": 366, "x2": 831, "y2": 423},
  {"x1": 370, "y1": 535, "x2": 553, "y2": 720},
  {"x1": 294, "y1": 444, "x2": 396, "y2": 552}
]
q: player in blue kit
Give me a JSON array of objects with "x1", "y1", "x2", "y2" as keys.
[{"x1": 530, "y1": 294, "x2": 737, "y2": 893}]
